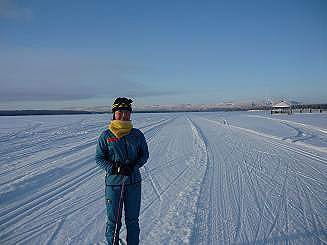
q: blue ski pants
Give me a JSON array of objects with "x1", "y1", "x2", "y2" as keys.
[{"x1": 105, "y1": 182, "x2": 141, "y2": 245}]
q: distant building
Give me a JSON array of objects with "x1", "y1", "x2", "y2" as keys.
[{"x1": 271, "y1": 101, "x2": 292, "y2": 114}]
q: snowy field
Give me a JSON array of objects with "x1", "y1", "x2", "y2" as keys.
[{"x1": 0, "y1": 111, "x2": 327, "y2": 245}]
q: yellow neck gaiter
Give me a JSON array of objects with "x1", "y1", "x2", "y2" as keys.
[{"x1": 109, "y1": 120, "x2": 133, "y2": 138}]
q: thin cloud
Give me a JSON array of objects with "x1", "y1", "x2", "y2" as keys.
[
  {"x1": 0, "y1": 48, "x2": 174, "y2": 103},
  {"x1": 0, "y1": 81, "x2": 177, "y2": 102},
  {"x1": 0, "y1": 89, "x2": 96, "y2": 102}
]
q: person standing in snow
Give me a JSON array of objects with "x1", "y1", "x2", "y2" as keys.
[{"x1": 95, "y1": 97, "x2": 149, "y2": 245}]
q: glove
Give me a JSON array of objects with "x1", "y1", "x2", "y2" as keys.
[
  {"x1": 111, "y1": 161, "x2": 121, "y2": 175},
  {"x1": 112, "y1": 162, "x2": 133, "y2": 176}
]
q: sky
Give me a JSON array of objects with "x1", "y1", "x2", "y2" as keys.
[{"x1": 0, "y1": 0, "x2": 326, "y2": 109}]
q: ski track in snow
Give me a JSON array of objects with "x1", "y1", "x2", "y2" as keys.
[{"x1": 0, "y1": 112, "x2": 327, "y2": 245}]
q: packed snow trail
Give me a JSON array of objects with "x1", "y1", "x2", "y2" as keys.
[
  {"x1": 0, "y1": 112, "x2": 326, "y2": 244},
  {"x1": 188, "y1": 115, "x2": 327, "y2": 244}
]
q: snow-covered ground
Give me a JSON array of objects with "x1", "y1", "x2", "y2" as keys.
[{"x1": 0, "y1": 111, "x2": 327, "y2": 245}]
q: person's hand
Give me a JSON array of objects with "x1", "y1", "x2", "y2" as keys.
[
  {"x1": 117, "y1": 164, "x2": 133, "y2": 176},
  {"x1": 112, "y1": 162, "x2": 133, "y2": 176},
  {"x1": 111, "y1": 161, "x2": 121, "y2": 175}
]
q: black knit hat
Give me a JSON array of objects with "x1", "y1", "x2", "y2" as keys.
[{"x1": 112, "y1": 97, "x2": 133, "y2": 113}]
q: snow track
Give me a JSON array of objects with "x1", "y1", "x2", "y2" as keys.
[
  {"x1": 193, "y1": 114, "x2": 327, "y2": 244},
  {"x1": 0, "y1": 112, "x2": 327, "y2": 244}
]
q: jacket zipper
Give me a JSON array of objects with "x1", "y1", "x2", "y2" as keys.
[{"x1": 124, "y1": 137, "x2": 132, "y2": 185}]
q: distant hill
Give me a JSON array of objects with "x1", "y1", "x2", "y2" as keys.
[{"x1": 1, "y1": 101, "x2": 326, "y2": 116}]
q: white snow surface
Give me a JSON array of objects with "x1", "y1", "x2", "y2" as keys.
[{"x1": 0, "y1": 112, "x2": 327, "y2": 245}]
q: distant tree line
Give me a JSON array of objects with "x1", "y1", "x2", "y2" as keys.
[
  {"x1": 291, "y1": 104, "x2": 327, "y2": 109},
  {"x1": 0, "y1": 110, "x2": 96, "y2": 116},
  {"x1": 0, "y1": 104, "x2": 326, "y2": 116}
]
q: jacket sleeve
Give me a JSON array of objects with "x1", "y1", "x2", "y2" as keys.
[
  {"x1": 95, "y1": 131, "x2": 113, "y2": 173},
  {"x1": 134, "y1": 130, "x2": 149, "y2": 169}
]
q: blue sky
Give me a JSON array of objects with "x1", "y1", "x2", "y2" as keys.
[{"x1": 0, "y1": 0, "x2": 326, "y2": 109}]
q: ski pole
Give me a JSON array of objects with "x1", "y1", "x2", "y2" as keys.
[{"x1": 112, "y1": 176, "x2": 128, "y2": 245}]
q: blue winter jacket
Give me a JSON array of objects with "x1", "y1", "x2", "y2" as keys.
[{"x1": 95, "y1": 128, "x2": 149, "y2": 186}]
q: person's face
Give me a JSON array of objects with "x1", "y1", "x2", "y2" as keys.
[{"x1": 114, "y1": 110, "x2": 131, "y2": 121}]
